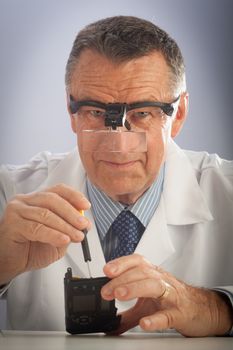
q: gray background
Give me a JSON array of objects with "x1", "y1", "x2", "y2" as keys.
[
  {"x1": 0, "y1": 0, "x2": 233, "y2": 165},
  {"x1": 0, "y1": 0, "x2": 233, "y2": 329}
]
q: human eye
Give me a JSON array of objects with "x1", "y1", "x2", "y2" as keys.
[
  {"x1": 89, "y1": 109, "x2": 105, "y2": 117},
  {"x1": 128, "y1": 106, "x2": 168, "y2": 129},
  {"x1": 78, "y1": 106, "x2": 105, "y2": 118},
  {"x1": 145, "y1": 107, "x2": 166, "y2": 119},
  {"x1": 131, "y1": 107, "x2": 165, "y2": 119},
  {"x1": 131, "y1": 109, "x2": 151, "y2": 118}
]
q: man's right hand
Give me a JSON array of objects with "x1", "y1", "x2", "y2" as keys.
[{"x1": 0, "y1": 183, "x2": 91, "y2": 285}]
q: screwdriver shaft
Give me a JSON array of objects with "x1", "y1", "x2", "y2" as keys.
[{"x1": 86, "y1": 261, "x2": 92, "y2": 278}]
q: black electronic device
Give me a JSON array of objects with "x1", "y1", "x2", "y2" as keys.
[{"x1": 64, "y1": 267, "x2": 121, "y2": 334}]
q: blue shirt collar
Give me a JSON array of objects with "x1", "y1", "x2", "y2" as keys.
[{"x1": 86, "y1": 165, "x2": 165, "y2": 240}]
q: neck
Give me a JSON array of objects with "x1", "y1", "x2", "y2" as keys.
[{"x1": 111, "y1": 190, "x2": 147, "y2": 205}]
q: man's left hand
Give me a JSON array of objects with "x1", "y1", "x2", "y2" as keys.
[{"x1": 101, "y1": 254, "x2": 233, "y2": 336}]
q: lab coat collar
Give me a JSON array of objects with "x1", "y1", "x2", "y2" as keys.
[{"x1": 164, "y1": 140, "x2": 213, "y2": 225}]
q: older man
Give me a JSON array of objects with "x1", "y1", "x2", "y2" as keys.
[{"x1": 0, "y1": 16, "x2": 232, "y2": 336}]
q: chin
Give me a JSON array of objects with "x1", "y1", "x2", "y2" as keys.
[{"x1": 98, "y1": 178, "x2": 145, "y2": 200}]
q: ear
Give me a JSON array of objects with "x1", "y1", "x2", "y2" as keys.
[
  {"x1": 171, "y1": 92, "x2": 189, "y2": 138},
  {"x1": 66, "y1": 90, "x2": 77, "y2": 133}
]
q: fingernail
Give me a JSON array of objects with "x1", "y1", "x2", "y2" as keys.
[
  {"x1": 74, "y1": 231, "x2": 84, "y2": 241},
  {"x1": 107, "y1": 262, "x2": 117, "y2": 274},
  {"x1": 61, "y1": 235, "x2": 70, "y2": 243},
  {"x1": 77, "y1": 216, "x2": 88, "y2": 224},
  {"x1": 116, "y1": 287, "x2": 127, "y2": 297},
  {"x1": 102, "y1": 287, "x2": 113, "y2": 296},
  {"x1": 81, "y1": 198, "x2": 91, "y2": 207},
  {"x1": 143, "y1": 319, "x2": 151, "y2": 327}
]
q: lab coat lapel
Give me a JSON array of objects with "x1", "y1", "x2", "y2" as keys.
[
  {"x1": 164, "y1": 140, "x2": 213, "y2": 225},
  {"x1": 135, "y1": 139, "x2": 213, "y2": 267},
  {"x1": 135, "y1": 195, "x2": 175, "y2": 266}
]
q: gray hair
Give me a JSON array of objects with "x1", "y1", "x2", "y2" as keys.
[{"x1": 65, "y1": 16, "x2": 186, "y2": 93}]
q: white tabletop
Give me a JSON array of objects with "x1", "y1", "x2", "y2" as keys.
[{"x1": 0, "y1": 331, "x2": 232, "y2": 350}]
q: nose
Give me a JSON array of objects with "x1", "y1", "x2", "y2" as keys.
[{"x1": 80, "y1": 129, "x2": 147, "y2": 153}]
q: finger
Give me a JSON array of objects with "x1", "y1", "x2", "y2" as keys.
[
  {"x1": 106, "y1": 309, "x2": 139, "y2": 335},
  {"x1": 140, "y1": 309, "x2": 178, "y2": 331},
  {"x1": 18, "y1": 191, "x2": 91, "y2": 231},
  {"x1": 107, "y1": 298, "x2": 155, "y2": 335},
  {"x1": 101, "y1": 265, "x2": 161, "y2": 299},
  {"x1": 18, "y1": 219, "x2": 72, "y2": 247},
  {"x1": 48, "y1": 183, "x2": 91, "y2": 211},
  {"x1": 19, "y1": 204, "x2": 84, "y2": 242},
  {"x1": 113, "y1": 278, "x2": 166, "y2": 301},
  {"x1": 110, "y1": 300, "x2": 149, "y2": 335},
  {"x1": 103, "y1": 253, "x2": 151, "y2": 278}
]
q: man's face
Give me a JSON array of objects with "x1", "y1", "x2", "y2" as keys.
[{"x1": 68, "y1": 50, "x2": 186, "y2": 204}]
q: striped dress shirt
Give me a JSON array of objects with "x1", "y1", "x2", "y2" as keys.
[{"x1": 86, "y1": 165, "x2": 165, "y2": 261}]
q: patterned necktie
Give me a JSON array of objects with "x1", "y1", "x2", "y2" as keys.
[{"x1": 108, "y1": 210, "x2": 145, "y2": 261}]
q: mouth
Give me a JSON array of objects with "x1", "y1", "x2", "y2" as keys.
[{"x1": 100, "y1": 160, "x2": 138, "y2": 169}]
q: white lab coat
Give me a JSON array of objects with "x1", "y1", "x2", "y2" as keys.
[{"x1": 0, "y1": 140, "x2": 233, "y2": 331}]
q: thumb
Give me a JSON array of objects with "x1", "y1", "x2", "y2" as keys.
[
  {"x1": 139, "y1": 309, "x2": 177, "y2": 331},
  {"x1": 107, "y1": 299, "x2": 149, "y2": 335}
]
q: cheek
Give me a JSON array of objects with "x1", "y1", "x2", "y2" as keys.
[
  {"x1": 146, "y1": 124, "x2": 171, "y2": 170},
  {"x1": 74, "y1": 116, "x2": 87, "y2": 133},
  {"x1": 72, "y1": 120, "x2": 93, "y2": 174},
  {"x1": 77, "y1": 145, "x2": 99, "y2": 188},
  {"x1": 76, "y1": 131, "x2": 93, "y2": 171}
]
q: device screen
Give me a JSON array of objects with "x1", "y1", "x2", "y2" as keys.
[{"x1": 73, "y1": 295, "x2": 96, "y2": 312}]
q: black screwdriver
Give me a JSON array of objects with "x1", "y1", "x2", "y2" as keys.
[{"x1": 79, "y1": 210, "x2": 92, "y2": 278}]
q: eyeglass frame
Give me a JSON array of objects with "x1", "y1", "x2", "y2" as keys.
[
  {"x1": 69, "y1": 95, "x2": 180, "y2": 130},
  {"x1": 69, "y1": 95, "x2": 180, "y2": 116}
]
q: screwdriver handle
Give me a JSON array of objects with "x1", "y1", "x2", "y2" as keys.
[{"x1": 81, "y1": 229, "x2": 91, "y2": 262}]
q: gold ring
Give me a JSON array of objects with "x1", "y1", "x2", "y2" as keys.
[{"x1": 157, "y1": 281, "x2": 170, "y2": 300}]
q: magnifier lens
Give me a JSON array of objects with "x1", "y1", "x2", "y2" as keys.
[{"x1": 80, "y1": 130, "x2": 147, "y2": 153}]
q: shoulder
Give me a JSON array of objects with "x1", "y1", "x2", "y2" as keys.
[
  {"x1": 0, "y1": 150, "x2": 72, "y2": 204},
  {"x1": 184, "y1": 149, "x2": 233, "y2": 176},
  {"x1": 183, "y1": 149, "x2": 233, "y2": 192}
]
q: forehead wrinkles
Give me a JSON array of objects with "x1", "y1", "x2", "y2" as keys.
[
  {"x1": 70, "y1": 51, "x2": 172, "y2": 100},
  {"x1": 72, "y1": 78, "x2": 169, "y2": 103}
]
